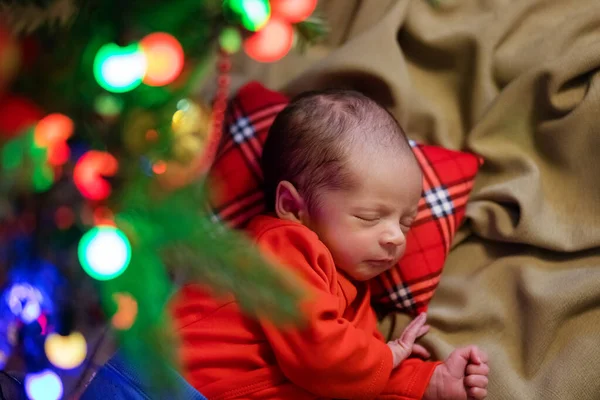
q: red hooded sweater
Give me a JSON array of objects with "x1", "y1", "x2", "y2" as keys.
[{"x1": 170, "y1": 215, "x2": 439, "y2": 399}]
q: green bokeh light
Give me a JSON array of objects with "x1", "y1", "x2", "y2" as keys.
[
  {"x1": 78, "y1": 226, "x2": 132, "y2": 281},
  {"x1": 219, "y1": 27, "x2": 242, "y2": 54},
  {"x1": 226, "y1": 0, "x2": 270, "y2": 31},
  {"x1": 32, "y1": 165, "x2": 54, "y2": 192},
  {"x1": 94, "y1": 94, "x2": 124, "y2": 117},
  {"x1": 93, "y1": 43, "x2": 147, "y2": 93}
]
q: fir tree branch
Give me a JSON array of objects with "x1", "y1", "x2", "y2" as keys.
[
  {"x1": 294, "y1": 15, "x2": 328, "y2": 53},
  {"x1": 0, "y1": 0, "x2": 77, "y2": 34}
]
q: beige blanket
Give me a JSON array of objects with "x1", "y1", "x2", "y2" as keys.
[{"x1": 241, "y1": 0, "x2": 600, "y2": 398}]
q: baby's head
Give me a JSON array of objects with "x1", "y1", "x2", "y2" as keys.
[{"x1": 261, "y1": 89, "x2": 422, "y2": 281}]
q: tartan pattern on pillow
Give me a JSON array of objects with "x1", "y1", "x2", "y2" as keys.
[
  {"x1": 206, "y1": 82, "x2": 288, "y2": 227},
  {"x1": 207, "y1": 82, "x2": 482, "y2": 316},
  {"x1": 369, "y1": 140, "x2": 482, "y2": 315}
]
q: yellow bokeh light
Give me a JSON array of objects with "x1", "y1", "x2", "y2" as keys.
[{"x1": 44, "y1": 332, "x2": 87, "y2": 370}]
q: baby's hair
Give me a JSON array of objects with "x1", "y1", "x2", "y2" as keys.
[{"x1": 261, "y1": 89, "x2": 413, "y2": 212}]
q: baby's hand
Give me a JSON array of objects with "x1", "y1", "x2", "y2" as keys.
[
  {"x1": 424, "y1": 345, "x2": 489, "y2": 400},
  {"x1": 387, "y1": 313, "x2": 430, "y2": 368}
]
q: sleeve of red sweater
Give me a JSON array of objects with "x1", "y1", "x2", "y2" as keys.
[{"x1": 255, "y1": 224, "x2": 438, "y2": 400}]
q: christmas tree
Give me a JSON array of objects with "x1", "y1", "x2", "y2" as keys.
[{"x1": 0, "y1": 0, "x2": 325, "y2": 398}]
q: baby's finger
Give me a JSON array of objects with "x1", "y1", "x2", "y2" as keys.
[
  {"x1": 467, "y1": 346, "x2": 483, "y2": 365},
  {"x1": 411, "y1": 344, "x2": 431, "y2": 359},
  {"x1": 467, "y1": 386, "x2": 487, "y2": 400},
  {"x1": 465, "y1": 375, "x2": 488, "y2": 388},
  {"x1": 400, "y1": 313, "x2": 427, "y2": 344},
  {"x1": 417, "y1": 324, "x2": 430, "y2": 337},
  {"x1": 474, "y1": 348, "x2": 489, "y2": 364},
  {"x1": 404, "y1": 313, "x2": 426, "y2": 331},
  {"x1": 466, "y1": 363, "x2": 490, "y2": 376}
]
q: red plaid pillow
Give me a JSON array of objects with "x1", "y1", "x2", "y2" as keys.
[
  {"x1": 207, "y1": 82, "x2": 482, "y2": 315},
  {"x1": 369, "y1": 141, "x2": 481, "y2": 315}
]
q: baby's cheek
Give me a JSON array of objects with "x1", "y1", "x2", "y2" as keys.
[
  {"x1": 344, "y1": 236, "x2": 372, "y2": 261},
  {"x1": 337, "y1": 244, "x2": 359, "y2": 265},
  {"x1": 331, "y1": 237, "x2": 359, "y2": 259}
]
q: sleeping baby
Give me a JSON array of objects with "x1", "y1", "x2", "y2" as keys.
[{"x1": 171, "y1": 89, "x2": 489, "y2": 399}]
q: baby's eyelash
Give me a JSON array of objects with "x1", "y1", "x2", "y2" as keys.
[{"x1": 355, "y1": 215, "x2": 380, "y2": 222}]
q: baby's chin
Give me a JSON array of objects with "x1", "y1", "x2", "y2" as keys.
[{"x1": 343, "y1": 262, "x2": 394, "y2": 281}]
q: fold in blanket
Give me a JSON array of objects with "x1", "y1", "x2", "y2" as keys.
[{"x1": 274, "y1": 1, "x2": 600, "y2": 399}]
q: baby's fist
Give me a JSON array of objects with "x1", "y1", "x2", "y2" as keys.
[{"x1": 424, "y1": 345, "x2": 489, "y2": 400}]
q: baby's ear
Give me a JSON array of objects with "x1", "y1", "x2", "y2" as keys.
[{"x1": 275, "y1": 181, "x2": 306, "y2": 223}]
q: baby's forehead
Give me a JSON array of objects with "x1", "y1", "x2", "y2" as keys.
[
  {"x1": 344, "y1": 129, "x2": 410, "y2": 161},
  {"x1": 349, "y1": 148, "x2": 422, "y2": 192},
  {"x1": 342, "y1": 142, "x2": 415, "y2": 179}
]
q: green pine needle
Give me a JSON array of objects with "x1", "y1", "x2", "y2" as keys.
[
  {"x1": 294, "y1": 16, "x2": 328, "y2": 53},
  {"x1": 0, "y1": 0, "x2": 78, "y2": 34}
]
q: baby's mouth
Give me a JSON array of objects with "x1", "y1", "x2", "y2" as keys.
[{"x1": 366, "y1": 259, "x2": 394, "y2": 268}]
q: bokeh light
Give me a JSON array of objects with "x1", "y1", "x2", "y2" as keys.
[
  {"x1": 227, "y1": 0, "x2": 271, "y2": 31},
  {"x1": 172, "y1": 110, "x2": 185, "y2": 130},
  {"x1": 46, "y1": 142, "x2": 70, "y2": 167},
  {"x1": 45, "y1": 331, "x2": 87, "y2": 370},
  {"x1": 171, "y1": 98, "x2": 210, "y2": 136},
  {"x1": 24, "y1": 370, "x2": 63, "y2": 400},
  {"x1": 73, "y1": 151, "x2": 119, "y2": 201},
  {"x1": 32, "y1": 165, "x2": 54, "y2": 193},
  {"x1": 244, "y1": 17, "x2": 294, "y2": 62},
  {"x1": 219, "y1": 27, "x2": 242, "y2": 54},
  {"x1": 78, "y1": 226, "x2": 132, "y2": 281},
  {"x1": 145, "y1": 129, "x2": 159, "y2": 142},
  {"x1": 270, "y1": 0, "x2": 317, "y2": 22},
  {"x1": 112, "y1": 292, "x2": 138, "y2": 330},
  {"x1": 6, "y1": 283, "x2": 43, "y2": 324},
  {"x1": 38, "y1": 314, "x2": 48, "y2": 335},
  {"x1": 94, "y1": 94, "x2": 123, "y2": 118},
  {"x1": 140, "y1": 32, "x2": 184, "y2": 87},
  {"x1": 152, "y1": 160, "x2": 167, "y2": 175},
  {"x1": 34, "y1": 114, "x2": 73, "y2": 148},
  {"x1": 177, "y1": 98, "x2": 190, "y2": 111},
  {"x1": 22, "y1": 301, "x2": 41, "y2": 323},
  {"x1": 93, "y1": 43, "x2": 147, "y2": 93}
]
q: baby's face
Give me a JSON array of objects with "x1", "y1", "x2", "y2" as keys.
[{"x1": 306, "y1": 149, "x2": 422, "y2": 281}]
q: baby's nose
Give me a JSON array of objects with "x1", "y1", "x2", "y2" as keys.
[{"x1": 380, "y1": 225, "x2": 405, "y2": 248}]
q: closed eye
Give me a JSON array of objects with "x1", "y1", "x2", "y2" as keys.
[
  {"x1": 355, "y1": 215, "x2": 380, "y2": 222},
  {"x1": 400, "y1": 218, "x2": 415, "y2": 232}
]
